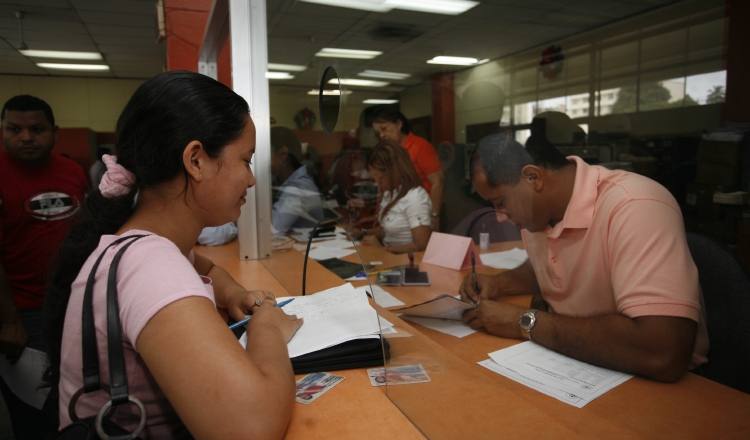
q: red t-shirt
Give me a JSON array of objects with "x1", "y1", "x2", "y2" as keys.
[
  {"x1": 401, "y1": 132, "x2": 442, "y2": 193},
  {"x1": 0, "y1": 152, "x2": 89, "y2": 309}
]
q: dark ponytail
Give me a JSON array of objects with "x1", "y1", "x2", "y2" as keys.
[{"x1": 44, "y1": 71, "x2": 250, "y2": 393}]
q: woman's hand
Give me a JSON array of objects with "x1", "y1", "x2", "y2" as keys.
[
  {"x1": 224, "y1": 289, "x2": 276, "y2": 322},
  {"x1": 362, "y1": 235, "x2": 383, "y2": 248},
  {"x1": 249, "y1": 302, "x2": 304, "y2": 343}
]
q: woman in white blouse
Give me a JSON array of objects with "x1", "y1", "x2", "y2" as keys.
[{"x1": 351, "y1": 140, "x2": 432, "y2": 253}]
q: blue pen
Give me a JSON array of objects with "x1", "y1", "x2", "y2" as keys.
[{"x1": 228, "y1": 298, "x2": 296, "y2": 330}]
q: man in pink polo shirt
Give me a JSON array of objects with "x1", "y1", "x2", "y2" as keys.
[{"x1": 459, "y1": 133, "x2": 708, "y2": 383}]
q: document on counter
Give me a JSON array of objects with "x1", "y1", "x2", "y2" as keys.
[
  {"x1": 390, "y1": 294, "x2": 474, "y2": 321},
  {"x1": 240, "y1": 283, "x2": 383, "y2": 358},
  {"x1": 479, "y1": 248, "x2": 528, "y2": 270},
  {"x1": 481, "y1": 341, "x2": 632, "y2": 408},
  {"x1": 355, "y1": 284, "x2": 405, "y2": 308},
  {"x1": 308, "y1": 246, "x2": 357, "y2": 261},
  {"x1": 400, "y1": 315, "x2": 476, "y2": 338}
]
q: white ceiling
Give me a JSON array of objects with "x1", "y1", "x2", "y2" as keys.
[{"x1": 0, "y1": 0, "x2": 679, "y2": 88}]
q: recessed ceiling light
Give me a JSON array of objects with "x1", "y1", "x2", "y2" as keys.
[
  {"x1": 37, "y1": 63, "x2": 110, "y2": 71},
  {"x1": 315, "y1": 48, "x2": 382, "y2": 59},
  {"x1": 308, "y1": 89, "x2": 353, "y2": 95},
  {"x1": 268, "y1": 63, "x2": 308, "y2": 72},
  {"x1": 358, "y1": 70, "x2": 411, "y2": 80},
  {"x1": 266, "y1": 72, "x2": 294, "y2": 79},
  {"x1": 331, "y1": 78, "x2": 389, "y2": 87},
  {"x1": 427, "y1": 56, "x2": 479, "y2": 65},
  {"x1": 300, "y1": 0, "x2": 478, "y2": 15},
  {"x1": 21, "y1": 50, "x2": 103, "y2": 60},
  {"x1": 363, "y1": 99, "x2": 399, "y2": 104}
]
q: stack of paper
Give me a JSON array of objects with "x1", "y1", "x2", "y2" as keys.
[
  {"x1": 240, "y1": 283, "x2": 392, "y2": 358},
  {"x1": 391, "y1": 294, "x2": 477, "y2": 338},
  {"x1": 713, "y1": 191, "x2": 748, "y2": 205},
  {"x1": 479, "y1": 248, "x2": 528, "y2": 270},
  {"x1": 479, "y1": 342, "x2": 632, "y2": 408}
]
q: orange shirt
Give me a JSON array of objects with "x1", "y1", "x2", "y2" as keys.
[
  {"x1": 522, "y1": 156, "x2": 708, "y2": 368},
  {"x1": 401, "y1": 132, "x2": 442, "y2": 193}
]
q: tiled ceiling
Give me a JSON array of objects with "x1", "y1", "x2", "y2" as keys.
[{"x1": 0, "y1": 0, "x2": 680, "y2": 88}]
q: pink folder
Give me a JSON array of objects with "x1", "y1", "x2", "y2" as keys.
[{"x1": 422, "y1": 232, "x2": 483, "y2": 271}]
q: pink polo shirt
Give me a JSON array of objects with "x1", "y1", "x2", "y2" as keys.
[
  {"x1": 522, "y1": 157, "x2": 708, "y2": 368},
  {"x1": 59, "y1": 230, "x2": 214, "y2": 439}
]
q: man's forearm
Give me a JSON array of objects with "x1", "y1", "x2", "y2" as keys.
[{"x1": 530, "y1": 312, "x2": 697, "y2": 382}]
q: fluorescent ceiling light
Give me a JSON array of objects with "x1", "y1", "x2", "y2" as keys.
[
  {"x1": 308, "y1": 89, "x2": 353, "y2": 95},
  {"x1": 300, "y1": 0, "x2": 478, "y2": 15},
  {"x1": 363, "y1": 99, "x2": 399, "y2": 104},
  {"x1": 267, "y1": 63, "x2": 308, "y2": 72},
  {"x1": 331, "y1": 78, "x2": 389, "y2": 87},
  {"x1": 385, "y1": 0, "x2": 478, "y2": 15},
  {"x1": 265, "y1": 72, "x2": 294, "y2": 79},
  {"x1": 358, "y1": 70, "x2": 411, "y2": 80},
  {"x1": 427, "y1": 56, "x2": 479, "y2": 65},
  {"x1": 37, "y1": 63, "x2": 110, "y2": 71},
  {"x1": 316, "y1": 48, "x2": 382, "y2": 59},
  {"x1": 20, "y1": 50, "x2": 103, "y2": 60}
]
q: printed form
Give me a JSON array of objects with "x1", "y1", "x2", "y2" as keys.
[{"x1": 480, "y1": 341, "x2": 632, "y2": 408}]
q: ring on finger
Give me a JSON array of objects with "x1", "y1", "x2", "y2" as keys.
[{"x1": 255, "y1": 299, "x2": 262, "y2": 307}]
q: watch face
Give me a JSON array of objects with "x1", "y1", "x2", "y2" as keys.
[{"x1": 520, "y1": 315, "x2": 532, "y2": 327}]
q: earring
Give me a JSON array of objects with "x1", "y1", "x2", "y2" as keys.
[{"x1": 199, "y1": 173, "x2": 202, "y2": 178}]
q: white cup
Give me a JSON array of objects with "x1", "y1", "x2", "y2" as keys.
[{"x1": 479, "y1": 232, "x2": 490, "y2": 250}]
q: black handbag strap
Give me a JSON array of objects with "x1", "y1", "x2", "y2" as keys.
[{"x1": 81, "y1": 234, "x2": 148, "y2": 404}]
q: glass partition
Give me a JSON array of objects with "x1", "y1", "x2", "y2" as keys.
[{"x1": 256, "y1": 0, "x2": 726, "y2": 435}]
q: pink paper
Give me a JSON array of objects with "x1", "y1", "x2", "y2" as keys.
[{"x1": 422, "y1": 232, "x2": 484, "y2": 271}]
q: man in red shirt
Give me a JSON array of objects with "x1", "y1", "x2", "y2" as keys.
[
  {"x1": 370, "y1": 107, "x2": 445, "y2": 231},
  {"x1": 0, "y1": 95, "x2": 88, "y2": 437}
]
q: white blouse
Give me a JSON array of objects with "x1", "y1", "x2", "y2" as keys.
[{"x1": 379, "y1": 186, "x2": 432, "y2": 247}]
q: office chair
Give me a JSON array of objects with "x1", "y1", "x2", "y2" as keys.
[
  {"x1": 686, "y1": 232, "x2": 750, "y2": 394},
  {"x1": 451, "y1": 207, "x2": 521, "y2": 244}
]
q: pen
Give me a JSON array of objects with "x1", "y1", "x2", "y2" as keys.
[
  {"x1": 471, "y1": 251, "x2": 479, "y2": 307},
  {"x1": 228, "y1": 298, "x2": 296, "y2": 330}
]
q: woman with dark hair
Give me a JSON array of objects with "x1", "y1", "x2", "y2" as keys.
[
  {"x1": 369, "y1": 106, "x2": 444, "y2": 231},
  {"x1": 44, "y1": 71, "x2": 302, "y2": 439},
  {"x1": 350, "y1": 140, "x2": 432, "y2": 253}
]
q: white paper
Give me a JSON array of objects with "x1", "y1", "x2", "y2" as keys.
[
  {"x1": 242, "y1": 284, "x2": 382, "y2": 358},
  {"x1": 479, "y1": 248, "x2": 528, "y2": 270},
  {"x1": 390, "y1": 294, "x2": 474, "y2": 320},
  {"x1": 486, "y1": 342, "x2": 632, "y2": 407},
  {"x1": 478, "y1": 359, "x2": 587, "y2": 407},
  {"x1": 308, "y1": 247, "x2": 357, "y2": 260},
  {"x1": 355, "y1": 284, "x2": 405, "y2": 307},
  {"x1": 310, "y1": 239, "x2": 356, "y2": 249},
  {"x1": 400, "y1": 315, "x2": 476, "y2": 338},
  {"x1": 0, "y1": 347, "x2": 50, "y2": 409}
]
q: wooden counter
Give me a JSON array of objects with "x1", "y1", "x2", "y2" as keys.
[{"x1": 195, "y1": 239, "x2": 750, "y2": 439}]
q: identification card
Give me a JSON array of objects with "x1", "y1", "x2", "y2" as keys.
[
  {"x1": 295, "y1": 372, "x2": 345, "y2": 405},
  {"x1": 367, "y1": 364, "x2": 431, "y2": 386}
]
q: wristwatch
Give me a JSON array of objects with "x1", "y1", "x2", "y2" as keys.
[{"x1": 519, "y1": 309, "x2": 539, "y2": 341}]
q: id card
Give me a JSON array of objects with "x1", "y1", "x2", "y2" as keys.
[
  {"x1": 367, "y1": 365, "x2": 431, "y2": 386},
  {"x1": 295, "y1": 372, "x2": 345, "y2": 405}
]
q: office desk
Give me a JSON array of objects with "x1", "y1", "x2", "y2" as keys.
[
  {"x1": 342, "y1": 242, "x2": 750, "y2": 439},
  {"x1": 195, "y1": 242, "x2": 582, "y2": 439}
]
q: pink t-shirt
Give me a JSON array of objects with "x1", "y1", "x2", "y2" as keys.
[
  {"x1": 522, "y1": 157, "x2": 709, "y2": 368},
  {"x1": 59, "y1": 230, "x2": 215, "y2": 439}
]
